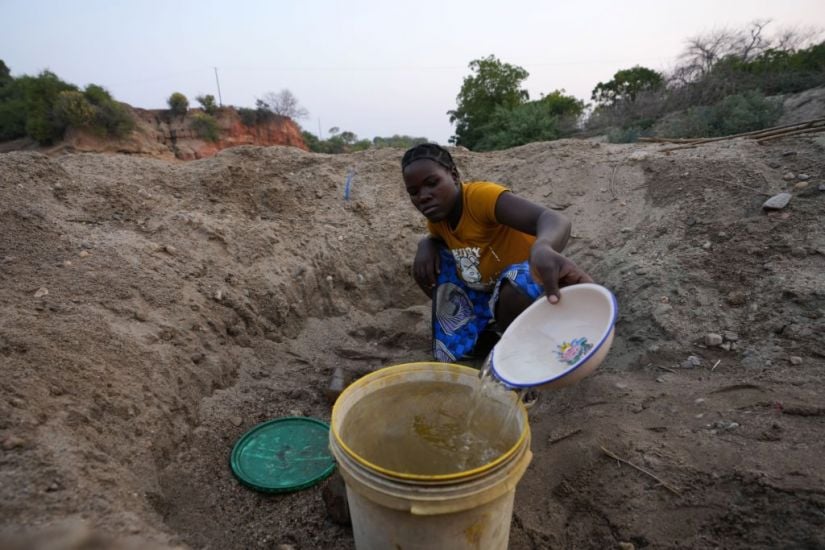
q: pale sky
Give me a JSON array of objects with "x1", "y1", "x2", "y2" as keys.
[{"x1": 2, "y1": 0, "x2": 824, "y2": 143}]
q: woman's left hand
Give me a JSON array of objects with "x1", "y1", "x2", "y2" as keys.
[{"x1": 530, "y1": 240, "x2": 593, "y2": 303}]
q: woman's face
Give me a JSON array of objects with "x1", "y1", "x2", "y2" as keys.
[{"x1": 403, "y1": 160, "x2": 459, "y2": 222}]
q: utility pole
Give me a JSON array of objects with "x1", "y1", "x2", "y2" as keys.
[{"x1": 214, "y1": 67, "x2": 223, "y2": 107}]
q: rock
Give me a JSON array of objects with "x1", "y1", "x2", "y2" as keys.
[
  {"x1": 702, "y1": 241, "x2": 712, "y2": 250},
  {"x1": 726, "y1": 291, "x2": 747, "y2": 306},
  {"x1": 288, "y1": 409, "x2": 303, "y2": 417},
  {"x1": 790, "y1": 356, "x2": 803, "y2": 365},
  {"x1": 783, "y1": 172, "x2": 796, "y2": 181},
  {"x1": 762, "y1": 192, "x2": 792, "y2": 210},
  {"x1": 681, "y1": 355, "x2": 703, "y2": 369},
  {"x1": 46, "y1": 481, "x2": 61, "y2": 492},
  {"x1": 793, "y1": 181, "x2": 809, "y2": 191},
  {"x1": 767, "y1": 161, "x2": 781, "y2": 169},
  {"x1": 704, "y1": 333, "x2": 723, "y2": 346},
  {"x1": 63, "y1": 260, "x2": 72, "y2": 267},
  {"x1": 2, "y1": 435, "x2": 26, "y2": 450},
  {"x1": 33, "y1": 287, "x2": 49, "y2": 298},
  {"x1": 621, "y1": 227, "x2": 632, "y2": 233},
  {"x1": 214, "y1": 289, "x2": 223, "y2": 301},
  {"x1": 133, "y1": 310, "x2": 147, "y2": 322},
  {"x1": 723, "y1": 331, "x2": 739, "y2": 342},
  {"x1": 720, "y1": 342, "x2": 731, "y2": 351},
  {"x1": 79, "y1": 250, "x2": 90, "y2": 258},
  {"x1": 325, "y1": 275, "x2": 334, "y2": 282},
  {"x1": 190, "y1": 353, "x2": 205, "y2": 364},
  {"x1": 819, "y1": 184, "x2": 825, "y2": 192},
  {"x1": 618, "y1": 543, "x2": 636, "y2": 550},
  {"x1": 277, "y1": 545, "x2": 297, "y2": 550},
  {"x1": 781, "y1": 151, "x2": 797, "y2": 157},
  {"x1": 791, "y1": 246, "x2": 807, "y2": 258},
  {"x1": 230, "y1": 416, "x2": 242, "y2": 427},
  {"x1": 163, "y1": 244, "x2": 177, "y2": 255},
  {"x1": 797, "y1": 173, "x2": 810, "y2": 181}
]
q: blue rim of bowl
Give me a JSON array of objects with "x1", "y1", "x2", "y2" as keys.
[{"x1": 490, "y1": 284, "x2": 619, "y2": 389}]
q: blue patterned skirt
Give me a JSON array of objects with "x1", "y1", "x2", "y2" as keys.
[{"x1": 432, "y1": 249, "x2": 543, "y2": 362}]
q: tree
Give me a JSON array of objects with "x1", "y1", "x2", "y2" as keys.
[
  {"x1": 591, "y1": 66, "x2": 664, "y2": 107},
  {"x1": 167, "y1": 92, "x2": 189, "y2": 117},
  {"x1": 0, "y1": 60, "x2": 11, "y2": 87},
  {"x1": 258, "y1": 89, "x2": 308, "y2": 120},
  {"x1": 448, "y1": 55, "x2": 529, "y2": 149}
]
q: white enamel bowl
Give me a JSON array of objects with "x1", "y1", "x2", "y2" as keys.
[{"x1": 490, "y1": 283, "x2": 617, "y2": 390}]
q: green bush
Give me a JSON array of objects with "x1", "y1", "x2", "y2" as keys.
[
  {"x1": 53, "y1": 91, "x2": 95, "y2": 128},
  {"x1": 237, "y1": 107, "x2": 257, "y2": 126},
  {"x1": 94, "y1": 100, "x2": 134, "y2": 138},
  {"x1": 167, "y1": 92, "x2": 188, "y2": 116},
  {"x1": 658, "y1": 91, "x2": 782, "y2": 138},
  {"x1": 606, "y1": 126, "x2": 652, "y2": 143},
  {"x1": 474, "y1": 102, "x2": 563, "y2": 151},
  {"x1": 190, "y1": 113, "x2": 220, "y2": 142},
  {"x1": 196, "y1": 94, "x2": 218, "y2": 115}
]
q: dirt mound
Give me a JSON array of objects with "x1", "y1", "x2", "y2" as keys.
[{"x1": 1, "y1": 136, "x2": 823, "y2": 549}]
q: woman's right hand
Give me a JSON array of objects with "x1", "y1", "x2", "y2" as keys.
[{"x1": 413, "y1": 237, "x2": 441, "y2": 298}]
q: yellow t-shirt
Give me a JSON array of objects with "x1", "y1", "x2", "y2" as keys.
[{"x1": 427, "y1": 181, "x2": 535, "y2": 291}]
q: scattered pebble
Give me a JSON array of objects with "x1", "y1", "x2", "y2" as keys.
[
  {"x1": 704, "y1": 333, "x2": 723, "y2": 347},
  {"x1": 702, "y1": 241, "x2": 712, "y2": 250},
  {"x1": 33, "y1": 287, "x2": 49, "y2": 298},
  {"x1": 325, "y1": 275, "x2": 334, "y2": 282},
  {"x1": 618, "y1": 543, "x2": 636, "y2": 550},
  {"x1": 288, "y1": 409, "x2": 304, "y2": 417},
  {"x1": 163, "y1": 245, "x2": 177, "y2": 255},
  {"x1": 762, "y1": 192, "x2": 792, "y2": 210},
  {"x1": 782, "y1": 172, "x2": 795, "y2": 181},
  {"x1": 791, "y1": 246, "x2": 807, "y2": 258},
  {"x1": 695, "y1": 398, "x2": 705, "y2": 404},
  {"x1": 790, "y1": 356, "x2": 803, "y2": 365},
  {"x1": 214, "y1": 290, "x2": 223, "y2": 301},
  {"x1": 681, "y1": 355, "x2": 703, "y2": 369},
  {"x1": 720, "y1": 342, "x2": 731, "y2": 351},
  {"x1": 79, "y1": 250, "x2": 90, "y2": 258},
  {"x1": 711, "y1": 421, "x2": 739, "y2": 432},
  {"x1": 793, "y1": 181, "x2": 809, "y2": 191},
  {"x1": 797, "y1": 173, "x2": 810, "y2": 181},
  {"x1": 621, "y1": 227, "x2": 632, "y2": 233},
  {"x1": 723, "y1": 331, "x2": 739, "y2": 342},
  {"x1": 819, "y1": 184, "x2": 825, "y2": 192},
  {"x1": 63, "y1": 260, "x2": 72, "y2": 267},
  {"x1": 46, "y1": 481, "x2": 61, "y2": 492},
  {"x1": 726, "y1": 291, "x2": 747, "y2": 306},
  {"x1": 133, "y1": 310, "x2": 147, "y2": 322},
  {"x1": 2, "y1": 435, "x2": 26, "y2": 450},
  {"x1": 230, "y1": 416, "x2": 242, "y2": 427}
]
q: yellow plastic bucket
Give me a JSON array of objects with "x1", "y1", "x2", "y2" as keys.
[{"x1": 330, "y1": 362, "x2": 532, "y2": 550}]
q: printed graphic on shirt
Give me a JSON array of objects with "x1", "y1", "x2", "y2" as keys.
[{"x1": 451, "y1": 247, "x2": 482, "y2": 284}]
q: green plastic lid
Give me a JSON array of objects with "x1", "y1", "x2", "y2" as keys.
[{"x1": 230, "y1": 417, "x2": 336, "y2": 493}]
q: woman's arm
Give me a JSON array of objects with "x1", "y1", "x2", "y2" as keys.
[{"x1": 495, "y1": 192, "x2": 592, "y2": 303}]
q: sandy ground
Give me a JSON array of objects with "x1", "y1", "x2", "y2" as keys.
[{"x1": 1, "y1": 134, "x2": 824, "y2": 549}]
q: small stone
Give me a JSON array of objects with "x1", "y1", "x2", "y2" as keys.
[
  {"x1": 655, "y1": 376, "x2": 665, "y2": 383},
  {"x1": 133, "y1": 310, "x2": 147, "y2": 322},
  {"x1": 720, "y1": 342, "x2": 731, "y2": 351},
  {"x1": 783, "y1": 172, "x2": 796, "y2": 181},
  {"x1": 819, "y1": 184, "x2": 825, "y2": 192},
  {"x1": 620, "y1": 227, "x2": 632, "y2": 233},
  {"x1": 793, "y1": 181, "x2": 809, "y2": 191},
  {"x1": 702, "y1": 241, "x2": 712, "y2": 250},
  {"x1": 797, "y1": 173, "x2": 810, "y2": 181},
  {"x1": 789, "y1": 356, "x2": 803, "y2": 365},
  {"x1": 704, "y1": 333, "x2": 723, "y2": 347},
  {"x1": 325, "y1": 275, "x2": 333, "y2": 282},
  {"x1": 289, "y1": 409, "x2": 303, "y2": 417},
  {"x1": 230, "y1": 416, "x2": 242, "y2": 427},
  {"x1": 214, "y1": 290, "x2": 223, "y2": 301},
  {"x1": 717, "y1": 231, "x2": 728, "y2": 238},
  {"x1": 762, "y1": 192, "x2": 792, "y2": 210},
  {"x1": 190, "y1": 353, "x2": 205, "y2": 364},
  {"x1": 46, "y1": 481, "x2": 61, "y2": 492},
  {"x1": 618, "y1": 543, "x2": 636, "y2": 550},
  {"x1": 791, "y1": 246, "x2": 807, "y2": 258},
  {"x1": 781, "y1": 151, "x2": 797, "y2": 157},
  {"x1": 695, "y1": 398, "x2": 705, "y2": 404},
  {"x1": 681, "y1": 355, "x2": 703, "y2": 369},
  {"x1": 163, "y1": 245, "x2": 177, "y2": 255},
  {"x1": 277, "y1": 545, "x2": 297, "y2": 550},
  {"x1": 2, "y1": 435, "x2": 26, "y2": 450},
  {"x1": 33, "y1": 287, "x2": 49, "y2": 298},
  {"x1": 63, "y1": 260, "x2": 72, "y2": 267},
  {"x1": 726, "y1": 291, "x2": 747, "y2": 306},
  {"x1": 723, "y1": 331, "x2": 739, "y2": 342},
  {"x1": 767, "y1": 161, "x2": 781, "y2": 169},
  {"x1": 79, "y1": 250, "x2": 90, "y2": 258}
]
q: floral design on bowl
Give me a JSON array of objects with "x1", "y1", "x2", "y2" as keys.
[{"x1": 555, "y1": 337, "x2": 593, "y2": 366}]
